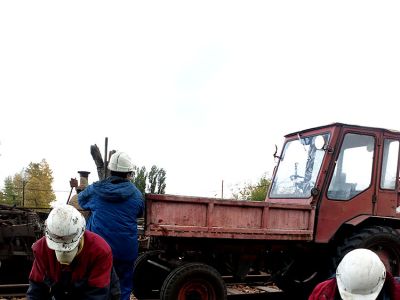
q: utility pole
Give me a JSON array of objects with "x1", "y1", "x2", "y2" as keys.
[
  {"x1": 221, "y1": 180, "x2": 224, "y2": 199},
  {"x1": 22, "y1": 179, "x2": 26, "y2": 207}
]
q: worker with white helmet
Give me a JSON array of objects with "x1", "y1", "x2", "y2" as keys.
[
  {"x1": 78, "y1": 151, "x2": 144, "y2": 300},
  {"x1": 27, "y1": 204, "x2": 119, "y2": 300},
  {"x1": 309, "y1": 248, "x2": 400, "y2": 299}
]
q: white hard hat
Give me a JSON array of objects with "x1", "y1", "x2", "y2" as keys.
[
  {"x1": 45, "y1": 204, "x2": 86, "y2": 252},
  {"x1": 336, "y1": 248, "x2": 386, "y2": 300},
  {"x1": 108, "y1": 151, "x2": 134, "y2": 172}
]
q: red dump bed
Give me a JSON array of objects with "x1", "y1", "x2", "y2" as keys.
[{"x1": 145, "y1": 194, "x2": 315, "y2": 241}]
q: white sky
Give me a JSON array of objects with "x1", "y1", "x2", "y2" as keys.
[{"x1": 1, "y1": 1, "x2": 400, "y2": 202}]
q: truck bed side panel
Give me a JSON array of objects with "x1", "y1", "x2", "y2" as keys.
[{"x1": 145, "y1": 194, "x2": 314, "y2": 241}]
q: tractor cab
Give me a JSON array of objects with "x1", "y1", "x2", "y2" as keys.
[{"x1": 269, "y1": 123, "x2": 400, "y2": 243}]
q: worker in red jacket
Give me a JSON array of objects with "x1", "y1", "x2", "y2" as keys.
[
  {"x1": 309, "y1": 248, "x2": 400, "y2": 299},
  {"x1": 27, "y1": 204, "x2": 120, "y2": 300}
]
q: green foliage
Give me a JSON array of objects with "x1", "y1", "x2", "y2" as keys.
[
  {"x1": 156, "y1": 168, "x2": 166, "y2": 194},
  {"x1": 1, "y1": 176, "x2": 18, "y2": 205},
  {"x1": 232, "y1": 174, "x2": 271, "y2": 201},
  {"x1": 132, "y1": 165, "x2": 167, "y2": 195},
  {"x1": 1, "y1": 172, "x2": 23, "y2": 206},
  {"x1": 133, "y1": 166, "x2": 147, "y2": 195},
  {"x1": 24, "y1": 160, "x2": 56, "y2": 208},
  {"x1": 1, "y1": 159, "x2": 56, "y2": 208},
  {"x1": 148, "y1": 166, "x2": 158, "y2": 193}
]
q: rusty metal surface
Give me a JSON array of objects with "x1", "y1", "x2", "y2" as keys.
[
  {"x1": 0, "y1": 205, "x2": 44, "y2": 284},
  {"x1": 145, "y1": 194, "x2": 314, "y2": 240},
  {"x1": 0, "y1": 205, "x2": 43, "y2": 257},
  {"x1": 313, "y1": 124, "x2": 400, "y2": 243}
]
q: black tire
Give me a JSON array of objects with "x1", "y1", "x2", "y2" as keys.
[
  {"x1": 160, "y1": 263, "x2": 227, "y2": 300},
  {"x1": 334, "y1": 226, "x2": 400, "y2": 276},
  {"x1": 132, "y1": 250, "x2": 169, "y2": 299}
]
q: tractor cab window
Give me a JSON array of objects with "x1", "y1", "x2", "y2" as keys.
[
  {"x1": 327, "y1": 133, "x2": 375, "y2": 200},
  {"x1": 380, "y1": 139, "x2": 399, "y2": 190},
  {"x1": 269, "y1": 133, "x2": 329, "y2": 198}
]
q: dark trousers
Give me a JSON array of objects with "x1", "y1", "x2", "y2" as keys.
[{"x1": 113, "y1": 259, "x2": 135, "y2": 300}]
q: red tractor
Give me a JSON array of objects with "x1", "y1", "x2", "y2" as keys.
[{"x1": 133, "y1": 123, "x2": 400, "y2": 299}]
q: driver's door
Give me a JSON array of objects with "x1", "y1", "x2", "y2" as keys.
[
  {"x1": 375, "y1": 134, "x2": 400, "y2": 217},
  {"x1": 315, "y1": 127, "x2": 378, "y2": 243}
]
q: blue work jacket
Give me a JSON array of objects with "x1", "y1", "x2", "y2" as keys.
[{"x1": 78, "y1": 176, "x2": 144, "y2": 261}]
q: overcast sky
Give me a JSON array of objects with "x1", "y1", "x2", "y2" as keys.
[{"x1": 1, "y1": 1, "x2": 399, "y2": 202}]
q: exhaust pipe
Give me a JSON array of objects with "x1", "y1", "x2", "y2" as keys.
[{"x1": 77, "y1": 171, "x2": 90, "y2": 192}]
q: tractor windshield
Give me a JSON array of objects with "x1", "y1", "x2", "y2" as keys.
[{"x1": 269, "y1": 133, "x2": 330, "y2": 198}]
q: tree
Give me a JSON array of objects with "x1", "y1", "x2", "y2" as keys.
[
  {"x1": 133, "y1": 166, "x2": 147, "y2": 195},
  {"x1": 148, "y1": 166, "x2": 158, "y2": 193},
  {"x1": 148, "y1": 166, "x2": 166, "y2": 194},
  {"x1": 232, "y1": 174, "x2": 271, "y2": 201},
  {"x1": 1, "y1": 160, "x2": 56, "y2": 208},
  {"x1": 13, "y1": 172, "x2": 24, "y2": 204},
  {"x1": 0, "y1": 172, "x2": 24, "y2": 206},
  {"x1": 130, "y1": 165, "x2": 166, "y2": 195},
  {"x1": 1, "y1": 176, "x2": 18, "y2": 205},
  {"x1": 23, "y1": 159, "x2": 56, "y2": 208},
  {"x1": 156, "y1": 168, "x2": 166, "y2": 194}
]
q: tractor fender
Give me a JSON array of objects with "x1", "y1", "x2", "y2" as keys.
[
  {"x1": 344, "y1": 215, "x2": 370, "y2": 226},
  {"x1": 345, "y1": 215, "x2": 400, "y2": 229},
  {"x1": 331, "y1": 215, "x2": 400, "y2": 244}
]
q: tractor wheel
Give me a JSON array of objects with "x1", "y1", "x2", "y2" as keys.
[
  {"x1": 132, "y1": 250, "x2": 169, "y2": 299},
  {"x1": 160, "y1": 262, "x2": 227, "y2": 300},
  {"x1": 334, "y1": 226, "x2": 400, "y2": 276}
]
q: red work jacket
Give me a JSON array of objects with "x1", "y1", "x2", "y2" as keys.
[
  {"x1": 308, "y1": 272, "x2": 400, "y2": 300},
  {"x1": 27, "y1": 230, "x2": 113, "y2": 300}
]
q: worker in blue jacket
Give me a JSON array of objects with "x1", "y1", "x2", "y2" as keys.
[{"x1": 79, "y1": 151, "x2": 144, "y2": 300}]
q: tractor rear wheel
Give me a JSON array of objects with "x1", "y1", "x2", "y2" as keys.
[
  {"x1": 160, "y1": 263, "x2": 227, "y2": 300},
  {"x1": 334, "y1": 226, "x2": 400, "y2": 276}
]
